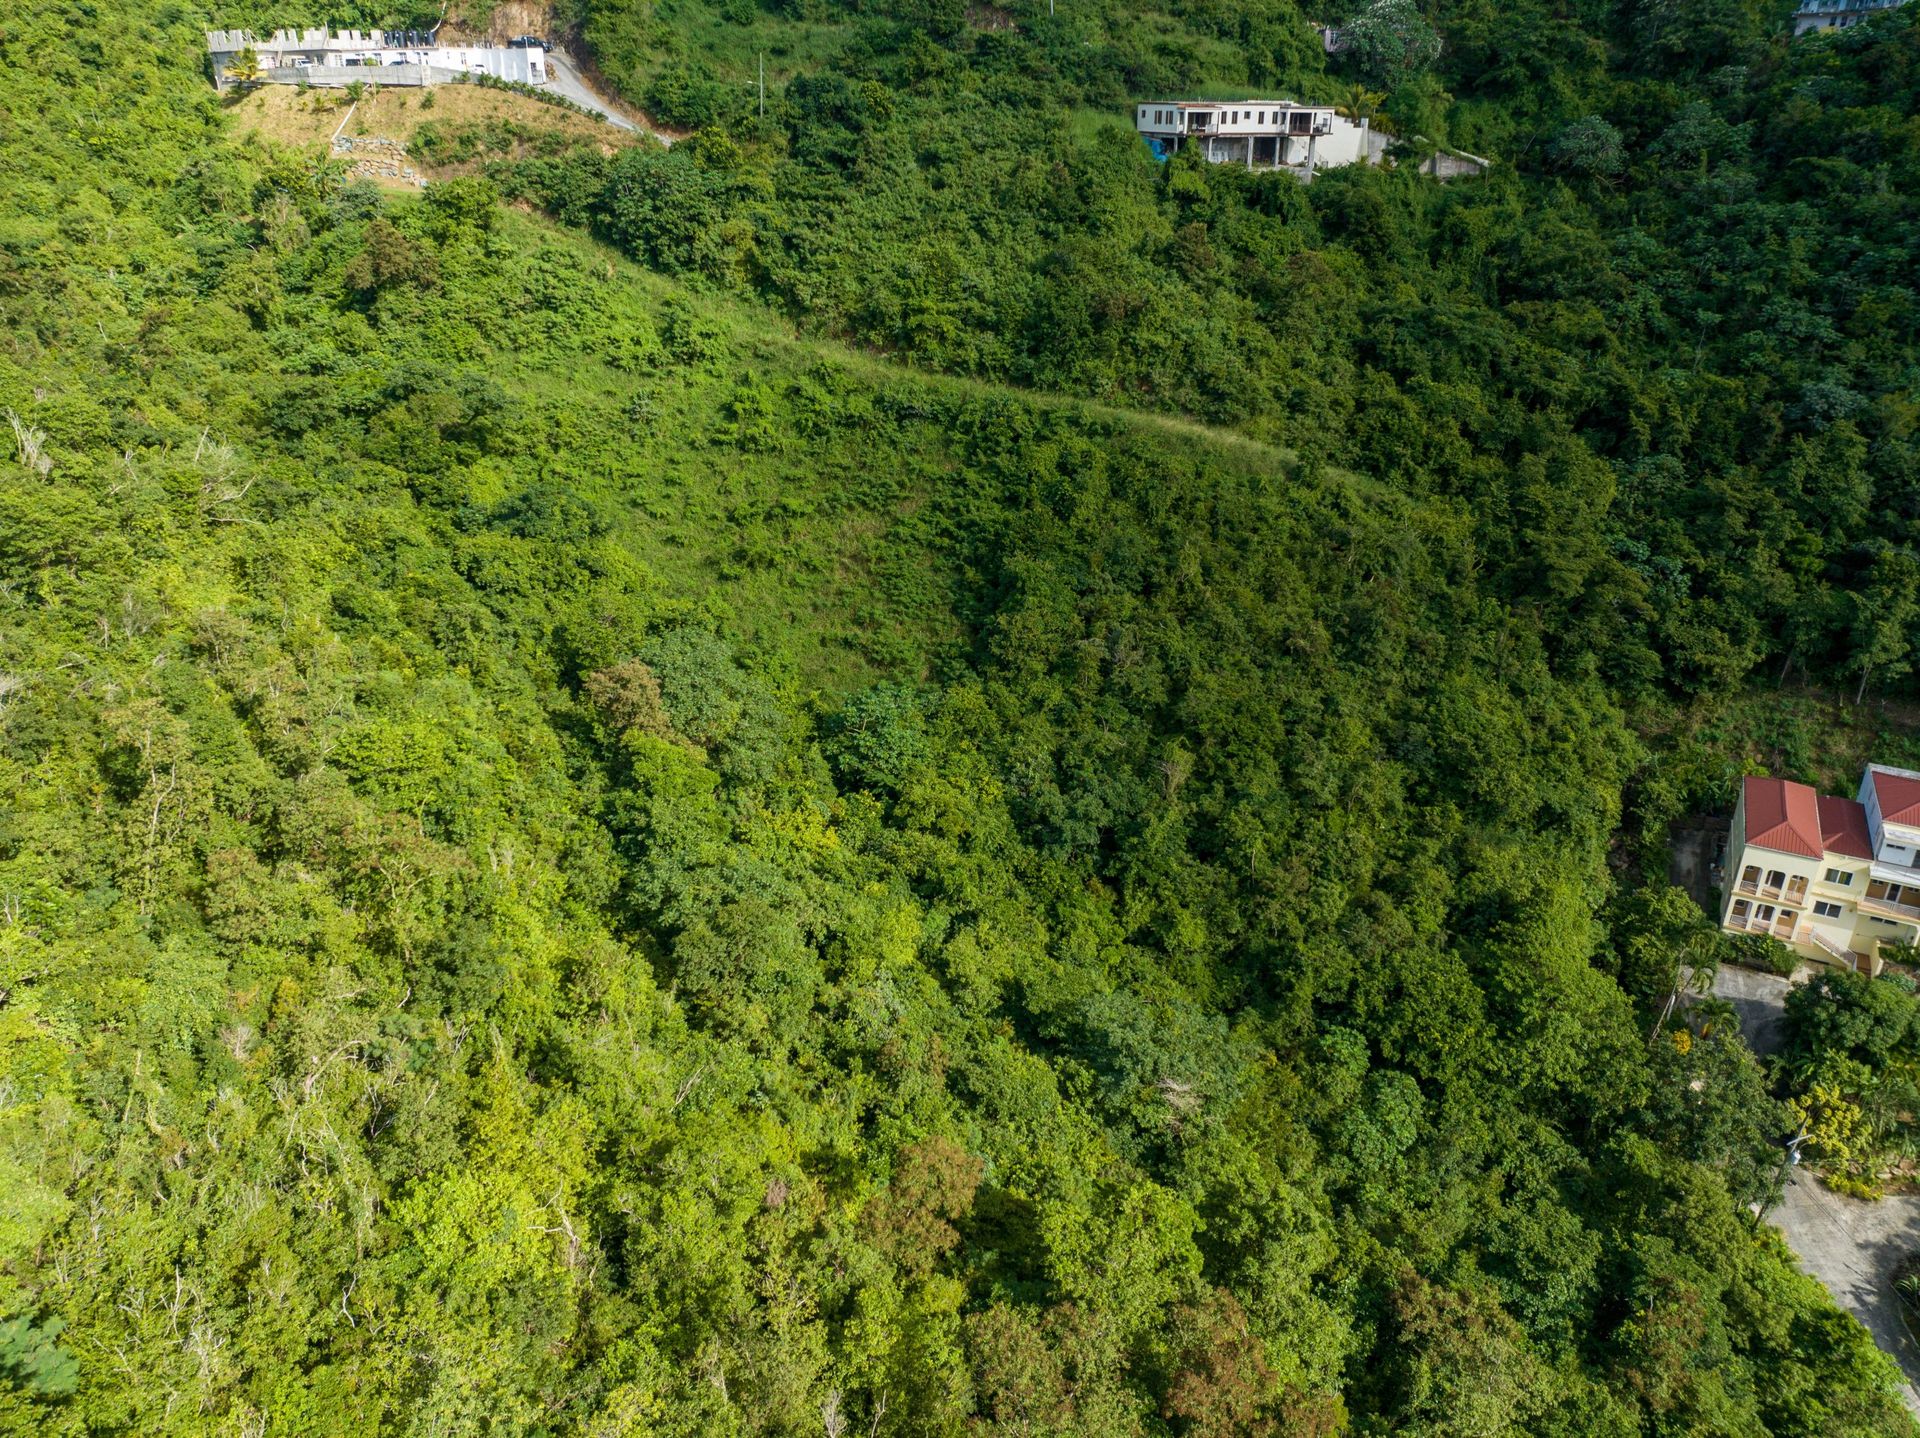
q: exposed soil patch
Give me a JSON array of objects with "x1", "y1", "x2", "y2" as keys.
[
  {"x1": 440, "y1": 0, "x2": 554, "y2": 46},
  {"x1": 228, "y1": 84, "x2": 633, "y2": 183},
  {"x1": 1670, "y1": 813, "x2": 1729, "y2": 918}
]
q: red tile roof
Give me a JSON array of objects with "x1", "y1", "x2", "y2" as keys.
[
  {"x1": 1818, "y1": 796, "x2": 1873, "y2": 860},
  {"x1": 1743, "y1": 776, "x2": 1823, "y2": 859},
  {"x1": 1871, "y1": 768, "x2": 1920, "y2": 828}
]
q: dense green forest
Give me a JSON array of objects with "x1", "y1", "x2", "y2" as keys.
[{"x1": 3, "y1": 0, "x2": 1920, "y2": 1431}]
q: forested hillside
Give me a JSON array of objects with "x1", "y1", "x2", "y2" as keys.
[{"x1": 2, "y1": 0, "x2": 1920, "y2": 1434}]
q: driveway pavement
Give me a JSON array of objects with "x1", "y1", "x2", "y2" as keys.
[
  {"x1": 547, "y1": 50, "x2": 647, "y2": 136},
  {"x1": 1708, "y1": 962, "x2": 1800, "y2": 1059},
  {"x1": 1770, "y1": 1170, "x2": 1920, "y2": 1415},
  {"x1": 1708, "y1": 964, "x2": 1920, "y2": 1413}
]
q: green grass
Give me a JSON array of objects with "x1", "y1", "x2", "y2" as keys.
[{"x1": 388, "y1": 203, "x2": 1323, "y2": 695}]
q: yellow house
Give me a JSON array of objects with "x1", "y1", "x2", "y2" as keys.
[{"x1": 1723, "y1": 768, "x2": 1920, "y2": 973}]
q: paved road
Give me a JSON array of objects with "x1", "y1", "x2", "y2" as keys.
[
  {"x1": 1708, "y1": 965, "x2": 1920, "y2": 1413},
  {"x1": 547, "y1": 50, "x2": 661, "y2": 140},
  {"x1": 1770, "y1": 1170, "x2": 1920, "y2": 1415},
  {"x1": 1708, "y1": 963, "x2": 1799, "y2": 1058}
]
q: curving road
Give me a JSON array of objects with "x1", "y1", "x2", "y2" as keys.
[
  {"x1": 546, "y1": 49, "x2": 672, "y2": 145},
  {"x1": 1773, "y1": 1169, "x2": 1920, "y2": 1415},
  {"x1": 1710, "y1": 965, "x2": 1920, "y2": 1415}
]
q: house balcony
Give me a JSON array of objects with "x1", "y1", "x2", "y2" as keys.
[
  {"x1": 1725, "y1": 909, "x2": 1799, "y2": 943},
  {"x1": 1733, "y1": 876, "x2": 1809, "y2": 906},
  {"x1": 1871, "y1": 854, "x2": 1920, "y2": 888},
  {"x1": 1859, "y1": 887, "x2": 1920, "y2": 924}
]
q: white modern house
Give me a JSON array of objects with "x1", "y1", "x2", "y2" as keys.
[
  {"x1": 1133, "y1": 100, "x2": 1492, "y2": 180},
  {"x1": 1134, "y1": 100, "x2": 1370, "y2": 176},
  {"x1": 1721, "y1": 766, "x2": 1920, "y2": 974},
  {"x1": 1791, "y1": 0, "x2": 1907, "y2": 33},
  {"x1": 206, "y1": 27, "x2": 547, "y2": 89}
]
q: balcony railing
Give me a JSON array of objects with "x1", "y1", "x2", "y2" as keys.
[
  {"x1": 1725, "y1": 911, "x2": 1798, "y2": 942},
  {"x1": 1734, "y1": 877, "x2": 1808, "y2": 904},
  {"x1": 1808, "y1": 927, "x2": 1864, "y2": 969},
  {"x1": 1860, "y1": 890, "x2": 1920, "y2": 923}
]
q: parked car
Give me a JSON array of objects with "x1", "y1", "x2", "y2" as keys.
[{"x1": 508, "y1": 35, "x2": 551, "y2": 49}]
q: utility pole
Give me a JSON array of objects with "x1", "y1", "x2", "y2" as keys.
[
  {"x1": 758, "y1": 52, "x2": 764, "y2": 121},
  {"x1": 1754, "y1": 1128, "x2": 1809, "y2": 1229}
]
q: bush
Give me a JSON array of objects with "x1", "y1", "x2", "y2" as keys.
[{"x1": 1725, "y1": 932, "x2": 1796, "y2": 976}]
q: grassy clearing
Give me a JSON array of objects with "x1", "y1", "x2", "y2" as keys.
[{"x1": 226, "y1": 83, "x2": 633, "y2": 174}]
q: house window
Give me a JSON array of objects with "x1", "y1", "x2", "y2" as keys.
[
  {"x1": 1731, "y1": 900, "x2": 1752, "y2": 920},
  {"x1": 1780, "y1": 910, "x2": 1799, "y2": 928},
  {"x1": 1814, "y1": 901, "x2": 1845, "y2": 919},
  {"x1": 1826, "y1": 867, "x2": 1854, "y2": 886},
  {"x1": 1766, "y1": 869, "x2": 1787, "y2": 889},
  {"x1": 1741, "y1": 864, "x2": 1761, "y2": 887},
  {"x1": 1754, "y1": 905, "x2": 1776, "y2": 924}
]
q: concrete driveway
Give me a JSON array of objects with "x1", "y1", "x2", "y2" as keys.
[
  {"x1": 1707, "y1": 962, "x2": 1801, "y2": 1059},
  {"x1": 1708, "y1": 964, "x2": 1920, "y2": 1412},
  {"x1": 1770, "y1": 1170, "x2": 1920, "y2": 1414},
  {"x1": 547, "y1": 49, "x2": 645, "y2": 136}
]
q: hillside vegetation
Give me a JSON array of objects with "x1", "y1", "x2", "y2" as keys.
[
  {"x1": 228, "y1": 83, "x2": 636, "y2": 181},
  {"x1": 1, "y1": 0, "x2": 1919, "y2": 1436}
]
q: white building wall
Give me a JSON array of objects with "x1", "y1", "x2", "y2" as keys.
[
  {"x1": 1299, "y1": 116, "x2": 1365, "y2": 167},
  {"x1": 1859, "y1": 768, "x2": 1884, "y2": 852},
  {"x1": 209, "y1": 28, "x2": 545, "y2": 87}
]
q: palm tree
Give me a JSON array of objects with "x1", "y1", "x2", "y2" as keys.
[
  {"x1": 1685, "y1": 996, "x2": 1741, "y2": 1041},
  {"x1": 1336, "y1": 84, "x2": 1387, "y2": 130},
  {"x1": 226, "y1": 45, "x2": 263, "y2": 89}
]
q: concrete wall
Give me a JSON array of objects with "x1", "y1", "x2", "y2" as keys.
[
  {"x1": 1163, "y1": 113, "x2": 1368, "y2": 172},
  {"x1": 263, "y1": 64, "x2": 469, "y2": 87},
  {"x1": 1421, "y1": 147, "x2": 1491, "y2": 179},
  {"x1": 213, "y1": 36, "x2": 544, "y2": 88}
]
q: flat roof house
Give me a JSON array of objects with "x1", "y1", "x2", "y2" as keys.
[
  {"x1": 1723, "y1": 766, "x2": 1920, "y2": 974},
  {"x1": 1791, "y1": 0, "x2": 1908, "y2": 34},
  {"x1": 205, "y1": 26, "x2": 547, "y2": 88},
  {"x1": 1133, "y1": 100, "x2": 1370, "y2": 175}
]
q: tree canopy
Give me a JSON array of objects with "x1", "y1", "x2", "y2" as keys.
[{"x1": 2, "y1": 0, "x2": 1919, "y2": 1432}]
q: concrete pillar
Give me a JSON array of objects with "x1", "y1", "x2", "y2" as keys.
[{"x1": 1306, "y1": 133, "x2": 1316, "y2": 179}]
